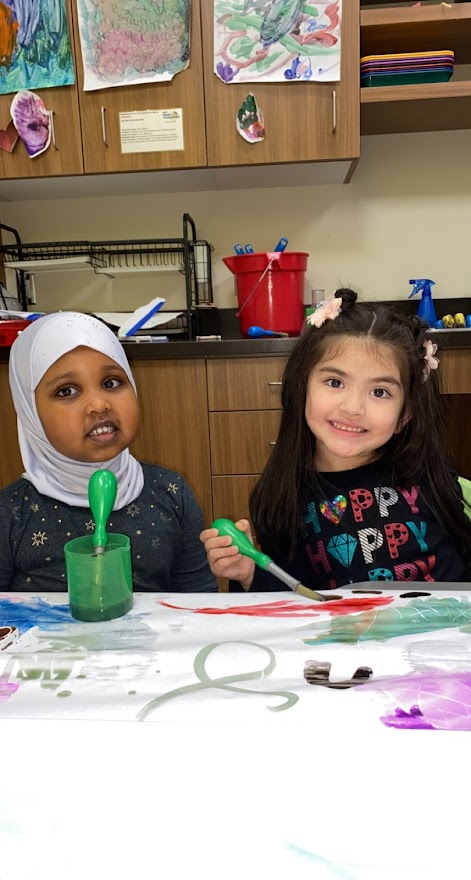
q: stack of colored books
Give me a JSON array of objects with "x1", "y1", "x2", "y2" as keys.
[{"x1": 360, "y1": 50, "x2": 454, "y2": 88}]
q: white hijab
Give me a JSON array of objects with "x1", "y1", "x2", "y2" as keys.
[{"x1": 9, "y1": 312, "x2": 144, "y2": 509}]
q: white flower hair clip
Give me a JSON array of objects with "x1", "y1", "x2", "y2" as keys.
[
  {"x1": 423, "y1": 339, "x2": 439, "y2": 381},
  {"x1": 306, "y1": 293, "x2": 342, "y2": 328}
]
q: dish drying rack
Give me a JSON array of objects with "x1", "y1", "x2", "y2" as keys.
[{"x1": 0, "y1": 214, "x2": 213, "y2": 340}]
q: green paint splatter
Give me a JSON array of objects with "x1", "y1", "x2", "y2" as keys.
[
  {"x1": 57, "y1": 690, "x2": 72, "y2": 698},
  {"x1": 303, "y1": 597, "x2": 471, "y2": 645},
  {"x1": 137, "y1": 640, "x2": 298, "y2": 722}
]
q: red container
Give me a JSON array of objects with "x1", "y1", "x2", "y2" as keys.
[
  {"x1": 0, "y1": 320, "x2": 33, "y2": 347},
  {"x1": 223, "y1": 251, "x2": 308, "y2": 336}
]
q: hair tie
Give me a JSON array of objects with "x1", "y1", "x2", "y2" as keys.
[
  {"x1": 306, "y1": 293, "x2": 342, "y2": 329},
  {"x1": 423, "y1": 339, "x2": 439, "y2": 381}
]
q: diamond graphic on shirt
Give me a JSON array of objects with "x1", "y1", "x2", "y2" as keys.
[{"x1": 327, "y1": 534, "x2": 357, "y2": 568}]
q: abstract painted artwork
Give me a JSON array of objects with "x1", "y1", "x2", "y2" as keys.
[
  {"x1": 214, "y1": 0, "x2": 342, "y2": 84},
  {"x1": 76, "y1": 0, "x2": 191, "y2": 91},
  {"x1": 0, "y1": 0, "x2": 75, "y2": 95},
  {"x1": 10, "y1": 89, "x2": 51, "y2": 157}
]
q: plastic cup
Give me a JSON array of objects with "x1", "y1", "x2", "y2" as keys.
[{"x1": 64, "y1": 534, "x2": 133, "y2": 622}]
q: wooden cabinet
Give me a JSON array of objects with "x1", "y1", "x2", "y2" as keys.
[
  {"x1": 201, "y1": 1, "x2": 360, "y2": 167},
  {"x1": 0, "y1": 363, "x2": 23, "y2": 488},
  {"x1": 1, "y1": 0, "x2": 361, "y2": 182},
  {"x1": 207, "y1": 357, "x2": 286, "y2": 529},
  {"x1": 0, "y1": 0, "x2": 83, "y2": 180},
  {"x1": 120, "y1": 357, "x2": 212, "y2": 527},
  {"x1": 71, "y1": 1, "x2": 207, "y2": 173},
  {"x1": 360, "y1": 2, "x2": 471, "y2": 135}
]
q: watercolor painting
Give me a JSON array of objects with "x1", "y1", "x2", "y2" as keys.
[
  {"x1": 2, "y1": 590, "x2": 471, "y2": 732},
  {"x1": 76, "y1": 0, "x2": 191, "y2": 91},
  {"x1": 0, "y1": 0, "x2": 75, "y2": 95},
  {"x1": 214, "y1": 0, "x2": 342, "y2": 84},
  {"x1": 236, "y1": 92, "x2": 265, "y2": 143},
  {"x1": 10, "y1": 89, "x2": 51, "y2": 157}
]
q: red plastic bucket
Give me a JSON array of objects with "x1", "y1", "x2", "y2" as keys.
[
  {"x1": 223, "y1": 251, "x2": 308, "y2": 336},
  {"x1": 0, "y1": 319, "x2": 33, "y2": 347}
]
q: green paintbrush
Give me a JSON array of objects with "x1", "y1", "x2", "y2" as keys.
[
  {"x1": 88, "y1": 469, "x2": 117, "y2": 556},
  {"x1": 211, "y1": 518, "x2": 342, "y2": 602}
]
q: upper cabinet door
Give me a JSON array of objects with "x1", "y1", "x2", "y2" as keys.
[
  {"x1": 72, "y1": 0, "x2": 206, "y2": 173},
  {"x1": 0, "y1": 0, "x2": 83, "y2": 180},
  {"x1": 201, "y1": 1, "x2": 359, "y2": 166}
]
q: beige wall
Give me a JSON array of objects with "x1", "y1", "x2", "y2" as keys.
[{"x1": 2, "y1": 129, "x2": 471, "y2": 313}]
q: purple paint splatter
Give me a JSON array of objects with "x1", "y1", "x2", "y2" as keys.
[
  {"x1": 363, "y1": 671, "x2": 471, "y2": 731},
  {"x1": 0, "y1": 680, "x2": 20, "y2": 703}
]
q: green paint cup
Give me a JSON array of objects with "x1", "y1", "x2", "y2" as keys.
[{"x1": 65, "y1": 533, "x2": 133, "y2": 622}]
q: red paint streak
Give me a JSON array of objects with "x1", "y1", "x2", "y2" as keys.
[
  {"x1": 311, "y1": 596, "x2": 393, "y2": 615},
  {"x1": 158, "y1": 596, "x2": 393, "y2": 618}
]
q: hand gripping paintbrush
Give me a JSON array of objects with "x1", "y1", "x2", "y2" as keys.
[{"x1": 211, "y1": 518, "x2": 342, "y2": 602}]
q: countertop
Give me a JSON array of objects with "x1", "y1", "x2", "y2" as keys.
[{"x1": 0, "y1": 329, "x2": 470, "y2": 362}]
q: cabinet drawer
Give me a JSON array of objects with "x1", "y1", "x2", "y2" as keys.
[
  {"x1": 212, "y1": 475, "x2": 260, "y2": 525},
  {"x1": 210, "y1": 411, "x2": 281, "y2": 474},
  {"x1": 440, "y1": 350, "x2": 471, "y2": 394},
  {"x1": 207, "y1": 358, "x2": 286, "y2": 411}
]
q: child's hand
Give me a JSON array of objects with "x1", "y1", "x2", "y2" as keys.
[{"x1": 199, "y1": 519, "x2": 255, "y2": 590}]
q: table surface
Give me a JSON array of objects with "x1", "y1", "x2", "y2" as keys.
[{"x1": 1, "y1": 587, "x2": 471, "y2": 880}]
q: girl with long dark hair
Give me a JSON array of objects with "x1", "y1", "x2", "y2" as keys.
[{"x1": 201, "y1": 289, "x2": 471, "y2": 591}]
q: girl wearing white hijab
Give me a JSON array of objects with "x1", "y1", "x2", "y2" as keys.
[{"x1": 0, "y1": 312, "x2": 216, "y2": 593}]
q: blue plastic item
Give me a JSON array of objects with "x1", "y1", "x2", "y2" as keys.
[
  {"x1": 466, "y1": 315, "x2": 471, "y2": 328},
  {"x1": 244, "y1": 244, "x2": 254, "y2": 254},
  {"x1": 234, "y1": 244, "x2": 245, "y2": 255},
  {"x1": 247, "y1": 325, "x2": 288, "y2": 338},
  {"x1": 434, "y1": 319, "x2": 445, "y2": 330},
  {"x1": 408, "y1": 279, "x2": 437, "y2": 326},
  {"x1": 274, "y1": 237, "x2": 288, "y2": 253}
]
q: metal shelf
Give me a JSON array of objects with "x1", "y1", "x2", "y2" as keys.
[{"x1": 0, "y1": 214, "x2": 213, "y2": 340}]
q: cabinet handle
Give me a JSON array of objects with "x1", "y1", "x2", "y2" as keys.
[
  {"x1": 269, "y1": 441, "x2": 276, "y2": 446},
  {"x1": 267, "y1": 381, "x2": 282, "y2": 386},
  {"x1": 332, "y1": 89, "x2": 337, "y2": 135},
  {"x1": 101, "y1": 106, "x2": 108, "y2": 147},
  {"x1": 50, "y1": 110, "x2": 58, "y2": 150}
]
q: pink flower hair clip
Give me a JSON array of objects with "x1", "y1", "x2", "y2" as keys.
[
  {"x1": 423, "y1": 339, "x2": 439, "y2": 381},
  {"x1": 306, "y1": 293, "x2": 342, "y2": 328}
]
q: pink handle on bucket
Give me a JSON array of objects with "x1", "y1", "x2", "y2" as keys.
[{"x1": 235, "y1": 252, "x2": 281, "y2": 318}]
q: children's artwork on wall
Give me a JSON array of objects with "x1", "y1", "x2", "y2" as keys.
[
  {"x1": 10, "y1": 89, "x2": 51, "y2": 157},
  {"x1": 214, "y1": 0, "x2": 342, "y2": 84},
  {"x1": 0, "y1": 0, "x2": 75, "y2": 95},
  {"x1": 0, "y1": 119, "x2": 18, "y2": 152},
  {"x1": 236, "y1": 92, "x2": 265, "y2": 142},
  {"x1": 76, "y1": 0, "x2": 191, "y2": 91}
]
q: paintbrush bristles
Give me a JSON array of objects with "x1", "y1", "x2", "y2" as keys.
[{"x1": 296, "y1": 584, "x2": 330, "y2": 602}]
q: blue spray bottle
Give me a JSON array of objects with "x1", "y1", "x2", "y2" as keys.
[{"x1": 408, "y1": 279, "x2": 437, "y2": 326}]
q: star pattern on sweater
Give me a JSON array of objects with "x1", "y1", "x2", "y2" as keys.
[
  {"x1": 32, "y1": 531, "x2": 47, "y2": 547},
  {"x1": 127, "y1": 504, "x2": 139, "y2": 518},
  {"x1": 85, "y1": 520, "x2": 95, "y2": 530},
  {"x1": 30, "y1": 503, "x2": 39, "y2": 513},
  {"x1": 167, "y1": 483, "x2": 178, "y2": 495}
]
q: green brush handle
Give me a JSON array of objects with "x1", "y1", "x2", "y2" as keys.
[
  {"x1": 88, "y1": 469, "x2": 117, "y2": 551},
  {"x1": 211, "y1": 518, "x2": 272, "y2": 570}
]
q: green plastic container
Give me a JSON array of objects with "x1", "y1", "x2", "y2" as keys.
[
  {"x1": 65, "y1": 533, "x2": 133, "y2": 622},
  {"x1": 361, "y1": 70, "x2": 452, "y2": 88}
]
